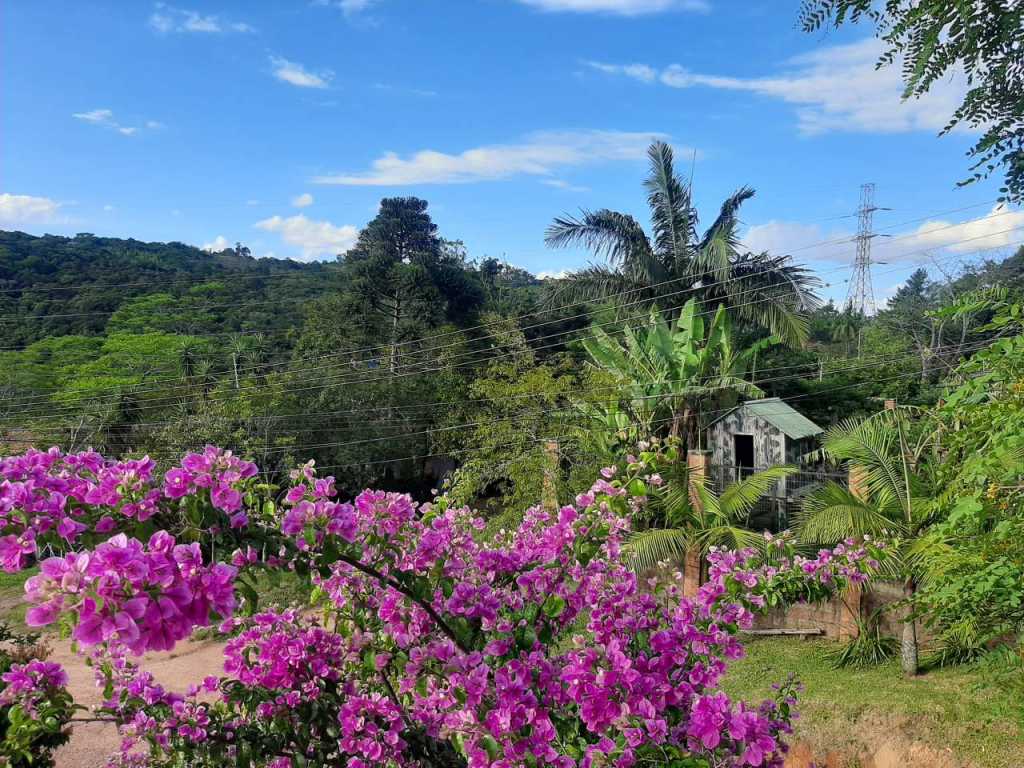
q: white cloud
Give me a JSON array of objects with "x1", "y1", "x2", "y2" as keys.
[
  {"x1": 896, "y1": 205, "x2": 1024, "y2": 255},
  {"x1": 590, "y1": 38, "x2": 968, "y2": 135},
  {"x1": 313, "y1": 130, "x2": 671, "y2": 186},
  {"x1": 201, "y1": 235, "x2": 232, "y2": 252},
  {"x1": 586, "y1": 61, "x2": 657, "y2": 82},
  {"x1": 742, "y1": 205, "x2": 1024, "y2": 265},
  {"x1": 72, "y1": 108, "x2": 157, "y2": 136},
  {"x1": 103, "y1": 204, "x2": 115, "y2": 212},
  {"x1": 742, "y1": 220, "x2": 852, "y2": 262},
  {"x1": 255, "y1": 214, "x2": 358, "y2": 261},
  {"x1": 291, "y1": 192, "x2": 314, "y2": 208},
  {"x1": 542, "y1": 179, "x2": 590, "y2": 192},
  {"x1": 271, "y1": 57, "x2": 332, "y2": 89},
  {"x1": 516, "y1": 0, "x2": 709, "y2": 15},
  {"x1": 340, "y1": 0, "x2": 375, "y2": 12},
  {"x1": 146, "y1": 120, "x2": 165, "y2": 130},
  {"x1": 72, "y1": 108, "x2": 115, "y2": 124},
  {"x1": 0, "y1": 193, "x2": 62, "y2": 226},
  {"x1": 537, "y1": 269, "x2": 570, "y2": 279},
  {"x1": 148, "y1": 6, "x2": 252, "y2": 35},
  {"x1": 245, "y1": 199, "x2": 261, "y2": 206},
  {"x1": 313, "y1": 0, "x2": 377, "y2": 15}
]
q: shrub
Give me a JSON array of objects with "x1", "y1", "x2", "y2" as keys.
[{"x1": 0, "y1": 445, "x2": 884, "y2": 767}]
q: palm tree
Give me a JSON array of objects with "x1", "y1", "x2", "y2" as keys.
[
  {"x1": 831, "y1": 309, "x2": 863, "y2": 358},
  {"x1": 579, "y1": 298, "x2": 772, "y2": 452},
  {"x1": 624, "y1": 462, "x2": 795, "y2": 594},
  {"x1": 797, "y1": 407, "x2": 938, "y2": 675},
  {"x1": 545, "y1": 141, "x2": 819, "y2": 347}
]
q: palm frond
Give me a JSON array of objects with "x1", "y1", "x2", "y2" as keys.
[
  {"x1": 796, "y1": 482, "x2": 904, "y2": 545},
  {"x1": 545, "y1": 209, "x2": 655, "y2": 271},
  {"x1": 643, "y1": 141, "x2": 696, "y2": 268},
  {"x1": 542, "y1": 265, "x2": 646, "y2": 308},
  {"x1": 623, "y1": 527, "x2": 689, "y2": 572},
  {"x1": 696, "y1": 186, "x2": 755, "y2": 279},
  {"x1": 719, "y1": 466, "x2": 797, "y2": 519},
  {"x1": 698, "y1": 524, "x2": 764, "y2": 553}
]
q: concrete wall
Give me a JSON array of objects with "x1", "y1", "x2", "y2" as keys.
[{"x1": 751, "y1": 581, "x2": 918, "y2": 641}]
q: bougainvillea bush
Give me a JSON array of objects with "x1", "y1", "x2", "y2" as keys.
[{"x1": 0, "y1": 444, "x2": 882, "y2": 767}]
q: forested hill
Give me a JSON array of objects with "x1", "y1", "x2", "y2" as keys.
[
  {"x1": 0, "y1": 200, "x2": 570, "y2": 496},
  {"x1": 0, "y1": 230, "x2": 336, "y2": 345}
]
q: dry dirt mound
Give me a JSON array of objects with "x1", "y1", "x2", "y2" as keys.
[{"x1": 785, "y1": 712, "x2": 970, "y2": 768}]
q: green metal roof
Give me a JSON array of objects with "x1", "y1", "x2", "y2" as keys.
[{"x1": 711, "y1": 398, "x2": 823, "y2": 440}]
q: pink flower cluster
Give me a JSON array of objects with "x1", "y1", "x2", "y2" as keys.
[
  {"x1": 163, "y1": 445, "x2": 258, "y2": 528},
  {"x1": 0, "y1": 659, "x2": 69, "y2": 716},
  {"x1": 0, "y1": 446, "x2": 260, "y2": 574},
  {"x1": 222, "y1": 610, "x2": 354, "y2": 710},
  {"x1": 274, "y1": 465, "x2": 879, "y2": 768},
  {"x1": 0, "y1": 445, "x2": 884, "y2": 768},
  {"x1": 0, "y1": 448, "x2": 162, "y2": 570},
  {"x1": 24, "y1": 531, "x2": 236, "y2": 654}
]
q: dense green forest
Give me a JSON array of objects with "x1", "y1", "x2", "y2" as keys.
[{"x1": 2, "y1": 185, "x2": 1023, "y2": 503}]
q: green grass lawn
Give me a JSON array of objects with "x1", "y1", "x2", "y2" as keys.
[
  {"x1": 723, "y1": 638, "x2": 1023, "y2": 768},
  {"x1": 0, "y1": 566, "x2": 33, "y2": 631}
]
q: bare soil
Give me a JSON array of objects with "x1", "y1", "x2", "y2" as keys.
[{"x1": 51, "y1": 638, "x2": 227, "y2": 768}]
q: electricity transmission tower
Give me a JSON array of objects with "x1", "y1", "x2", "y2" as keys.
[{"x1": 845, "y1": 183, "x2": 887, "y2": 316}]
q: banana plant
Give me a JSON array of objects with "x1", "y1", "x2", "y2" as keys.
[{"x1": 580, "y1": 298, "x2": 773, "y2": 452}]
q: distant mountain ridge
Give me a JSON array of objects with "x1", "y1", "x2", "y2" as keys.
[{"x1": 0, "y1": 230, "x2": 336, "y2": 345}]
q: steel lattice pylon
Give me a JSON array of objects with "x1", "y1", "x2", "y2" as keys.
[{"x1": 846, "y1": 183, "x2": 879, "y2": 316}]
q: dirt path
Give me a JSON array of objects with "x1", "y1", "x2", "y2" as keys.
[{"x1": 50, "y1": 638, "x2": 227, "y2": 768}]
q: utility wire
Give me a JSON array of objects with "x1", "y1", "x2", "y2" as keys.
[
  {"x1": 2, "y1": 233, "x2": 1014, "y2": 420},
  {"x1": 0, "y1": 339, "x2": 993, "y2": 453}
]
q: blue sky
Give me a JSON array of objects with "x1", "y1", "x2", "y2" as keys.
[{"x1": 3, "y1": 0, "x2": 1023, "y2": 306}]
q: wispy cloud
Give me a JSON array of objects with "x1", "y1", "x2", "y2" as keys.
[
  {"x1": 291, "y1": 192, "x2": 314, "y2": 208},
  {"x1": 313, "y1": 130, "x2": 671, "y2": 186},
  {"x1": 586, "y1": 61, "x2": 657, "y2": 82},
  {"x1": 541, "y1": 179, "x2": 590, "y2": 193},
  {"x1": 742, "y1": 205, "x2": 1024, "y2": 264},
  {"x1": 255, "y1": 214, "x2": 358, "y2": 261},
  {"x1": 148, "y1": 4, "x2": 253, "y2": 34},
  {"x1": 588, "y1": 38, "x2": 968, "y2": 135},
  {"x1": 517, "y1": 0, "x2": 709, "y2": 15},
  {"x1": 72, "y1": 108, "x2": 148, "y2": 136},
  {"x1": 0, "y1": 193, "x2": 62, "y2": 226},
  {"x1": 270, "y1": 57, "x2": 333, "y2": 89}
]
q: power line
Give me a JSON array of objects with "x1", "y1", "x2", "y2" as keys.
[
  {"x1": 0, "y1": 340, "x2": 956, "y2": 432},
  {"x1": 254, "y1": 365, "x2": 988, "y2": 476},
  {"x1": 0, "y1": 280, "x2": 815, "y2": 418},
  {"x1": 0, "y1": 339, "x2": 995, "y2": 452},
  {"x1": 0, "y1": 199, "x2": 1015, "y2": 335},
  {"x1": 4, "y1": 216, "x2": 1017, "y2": 391},
  {"x1": 1, "y1": 235, "x2": 1016, "y2": 421}
]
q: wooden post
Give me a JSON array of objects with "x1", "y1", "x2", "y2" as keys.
[
  {"x1": 541, "y1": 439, "x2": 559, "y2": 511},
  {"x1": 840, "y1": 463, "x2": 870, "y2": 641},
  {"x1": 683, "y1": 451, "x2": 710, "y2": 598}
]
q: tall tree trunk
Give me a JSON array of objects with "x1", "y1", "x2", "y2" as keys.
[
  {"x1": 683, "y1": 545, "x2": 702, "y2": 598},
  {"x1": 901, "y1": 576, "x2": 919, "y2": 676}
]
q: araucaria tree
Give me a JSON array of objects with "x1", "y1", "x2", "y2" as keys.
[
  {"x1": 545, "y1": 141, "x2": 819, "y2": 346},
  {"x1": 0, "y1": 445, "x2": 882, "y2": 767}
]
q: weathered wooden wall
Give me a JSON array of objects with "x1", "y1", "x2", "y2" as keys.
[{"x1": 708, "y1": 409, "x2": 786, "y2": 468}]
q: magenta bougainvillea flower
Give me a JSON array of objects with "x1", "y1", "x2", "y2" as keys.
[{"x1": 0, "y1": 444, "x2": 883, "y2": 768}]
